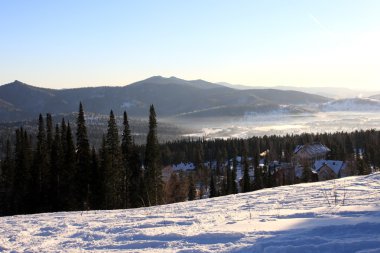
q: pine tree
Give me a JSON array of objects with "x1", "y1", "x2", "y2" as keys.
[
  {"x1": 231, "y1": 164, "x2": 238, "y2": 194},
  {"x1": 194, "y1": 142, "x2": 207, "y2": 192},
  {"x1": 99, "y1": 135, "x2": 109, "y2": 208},
  {"x1": 121, "y1": 111, "x2": 133, "y2": 208},
  {"x1": 226, "y1": 161, "x2": 234, "y2": 195},
  {"x1": 89, "y1": 146, "x2": 102, "y2": 209},
  {"x1": 302, "y1": 165, "x2": 312, "y2": 182},
  {"x1": 144, "y1": 105, "x2": 163, "y2": 206},
  {"x1": 46, "y1": 113, "x2": 53, "y2": 152},
  {"x1": 209, "y1": 173, "x2": 217, "y2": 198},
  {"x1": 75, "y1": 102, "x2": 91, "y2": 209},
  {"x1": 105, "y1": 110, "x2": 123, "y2": 209},
  {"x1": 253, "y1": 155, "x2": 263, "y2": 190},
  {"x1": 221, "y1": 176, "x2": 228, "y2": 196},
  {"x1": 231, "y1": 148, "x2": 238, "y2": 194},
  {"x1": 356, "y1": 152, "x2": 371, "y2": 175},
  {"x1": 242, "y1": 145, "x2": 251, "y2": 193},
  {"x1": 187, "y1": 174, "x2": 196, "y2": 201},
  {"x1": 60, "y1": 118, "x2": 67, "y2": 152},
  {"x1": 61, "y1": 122, "x2": 77, "y2": 210},
  {"x1": 265, "y1": 164, "x2": 273, "y2": 188},
  {"x1": 13, "y1": 128, "x2": 33, "y2": 213},
  {"x1": 128, "y1": 144, "x2": 143, "y2": 208},
  {"x1": 32, "y1": 114, "x2": 50, "y2": 212},
  {"x1": 50, "y1": 124, "x2": 62, "y2": 211},
  {"x1": 362, "y1": 148, "x2": 372, "y2": 175},
  {"x1": 45, "y1": 113, "x2": 54, "y2": 209},
  {"x1": 1, "y1": 140, "x2": 14, "y2": 214}
]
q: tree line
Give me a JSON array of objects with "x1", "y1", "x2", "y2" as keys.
[
  {"x1": 0, "y1": 103, "x2": 163, "y2": 216},
  {"x1": 159, "y1": 129, "x2": 377, "y2": 196}
]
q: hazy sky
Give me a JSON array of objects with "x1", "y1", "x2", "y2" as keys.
[{"x1": 1, "y1": 0, "x2": 379, "y2": 89}]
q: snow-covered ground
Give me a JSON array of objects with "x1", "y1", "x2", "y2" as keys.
[
  {"x1": 321, "y1": 98, "x2": 380, "y2": 112},
  {"x1": 1, "y1": 173, "x2": 380, "y2": 252},
  {"x1": 181, "y1": 111, "x2": 380, "y2": 139}
]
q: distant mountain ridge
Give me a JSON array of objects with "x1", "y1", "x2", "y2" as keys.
[
  {"x1": 320, "y1": 97, "x2": 380, "y2": 112},
  {"x1": 0, "y1": 77, "x2": 330, "y2": 122},
  {"x1": 218, "y1": 82, "x2": 380, "y2": 99}
]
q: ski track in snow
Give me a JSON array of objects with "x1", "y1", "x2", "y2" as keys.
[{"x1": 1, "y1": 173, "x2": 380, "y2": 252}]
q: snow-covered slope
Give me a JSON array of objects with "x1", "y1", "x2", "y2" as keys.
[{"x1": 1, "y1": 173, "x2": 380, "y2": 252}]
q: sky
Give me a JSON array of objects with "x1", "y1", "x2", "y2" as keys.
[{"x1": 1, "y1": 0, "x2": 379, "y2": 89}]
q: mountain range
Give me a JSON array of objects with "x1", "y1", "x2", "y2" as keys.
[
  {"x1": 0, "y1": 76, "x2": 330, "y2": 122},
  {"x1": 218, "y1": 82, "x2": 380, "y2": 99}
]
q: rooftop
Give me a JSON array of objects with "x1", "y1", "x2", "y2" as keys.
[
  {"x1": 294, "y1": 143, "x2": 331, "y2": 156},
  {"x1": 314, "y1": 160, "x2": 345, "y2": 175}
]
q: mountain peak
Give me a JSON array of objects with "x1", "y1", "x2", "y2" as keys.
[
  {"x1": 10, "y1": 80, "x2": 27, "y2": 86},
  {"x1": 146, "y1": 75, "x2": 165, "y2": 80},
  {"x1": 0, "y1": 80, "x2": 32, "y2": 89},
  {"x1": 3, "y1": 80, "x2": 51, "y2": 91},
  {"x1": 133, "y1": 76, "x2": 226, "y2": 90}
]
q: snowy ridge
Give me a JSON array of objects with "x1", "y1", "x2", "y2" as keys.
[
  {"x1": 321, "y1": 98, "x2": 380, "y2": 112},
  {"x1": 1, "y1": 173, "x2": 380, "y2": 252}
]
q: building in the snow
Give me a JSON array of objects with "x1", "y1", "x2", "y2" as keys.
[
  {"x1": 293, "y1": 143, "x2": 331, "y2": 167},
  {"x1": 313, "y1": 160, "x2": 346, "y2": 181}
]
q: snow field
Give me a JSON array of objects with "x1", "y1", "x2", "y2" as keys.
[{"x1": 0, "y1": 173, "x2": 380, "y2": 252}]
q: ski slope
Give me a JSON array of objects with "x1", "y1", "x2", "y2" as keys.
[{"x1": 1, "y1": 173, "x2": 380, "y2": 252}]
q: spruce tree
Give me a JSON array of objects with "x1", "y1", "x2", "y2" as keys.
[
  {"x1": 194, "y1": 142, "x2": 207, "y2": 191},
  {"x1": 13, "y1": 128, "x2": 33, "y2": 213},
  {"x1": 231, "y1": 164, "x2": 238, "y2": 194},
  {"x1": 362, "y1": 149, "x2": 372, "y2": 175},
  {"x1": 128, "y1": 144, "x2": 143, "y2": 208},
  {"x1": 144, "y1": 105, "x2": 163, "y2": 206},
  {"x1": 302, "y1": 166, "x2": 312, "y2": 182},
  {"x1": 33, "y1": 114, "x2": 50, "y2": 211},
  {"x1": 61, "y1": 122, "x2": 77, "y2": 210},
  {"x1": 356, "y1": 154, "x2": 370, "y2": 175},
  {"x1": 121, "y1": 111, "x2": 133, "y2": 208},
  {"x1": 50, "y1": 124, "x2": 62, "y2": 211},
  {"x1": 60, "y1": 118, "x2": 67, "y2": 150},
  {"x1": 1, "y1": 140, "x2": 14, "y2": 214},
  {"x1": 99, "y1": 135, "x2": 110, "y2": 208},
  {"x1": 209, "y1": 173, "x2": 217, "y2": 198},
  {"x1": 242, "y1": 146, "x2": 251, "y2": 193},
  {"x1": 105, "y1": 110, "x2": 123, "y2": 209},
  {"x1": 265, "y1": 164, "x2": 273, "y2": 187},
  {"x1": 253, "y1": 155, "x2": 263, "y2": 190},
  {"x1": 231, "y1": 148, "x2": 238, "y2": 194},
  {"x1": 46, "y1": 113, "x2": 53, "y2": 152},
  {"x1": 45, "y1": 114, "x2": 54, "y2": 209},
  {"x1": 226, "y1": 161, "x2": 233, "y2": 195},
  {"x1": 221, "y1": 177, "x2": 228, "y2": 196},
  {"x1": 75, "y1": 102, "x2": 91, "y2": 209},
  {"x1": 188, "y1": 174, "x2": 196, "y2": 201},
  {"x1": 89, "y1": 146, "x2": 102, "y2": 209}
]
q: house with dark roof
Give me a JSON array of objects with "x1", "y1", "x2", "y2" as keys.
[{"x1": 293, "y1": 143, "x2": 331, "y2": 167}]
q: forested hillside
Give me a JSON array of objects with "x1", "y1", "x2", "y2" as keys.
[
  {"x1": 1, "y1": 103, "x2": 378, "y2": 216},
  {"x1": 0, "y1": 77, "x2": 329, "y2": 122}
]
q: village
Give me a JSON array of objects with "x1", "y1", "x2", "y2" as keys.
[{"x1": 163, "y1": 142, "x2": 359, "y2": 199}]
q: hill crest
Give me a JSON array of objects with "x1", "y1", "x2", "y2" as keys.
[{"x1": 0, "y1": 76, "x2": 330, "y2": 122}]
